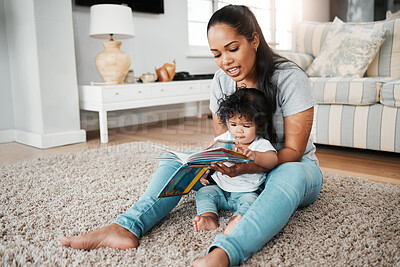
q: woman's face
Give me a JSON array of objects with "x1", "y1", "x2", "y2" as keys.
[{"x1": 208, "y1": 23, "x2": 259, "y2": 88}]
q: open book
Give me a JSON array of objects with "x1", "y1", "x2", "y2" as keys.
[{"x1": 157, "y1": 140, "x2": 252, "y2": 198}]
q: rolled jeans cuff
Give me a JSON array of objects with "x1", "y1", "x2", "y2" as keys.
[
  {"x1": 196, "y1": 198, "x2": 219, "y2": 215},
  {"x1": 113, "y1": 218, "x2": 141, "y2": 240},
  {"x1": 208, "y1": 234, "x2": 244, "y2": 267}
]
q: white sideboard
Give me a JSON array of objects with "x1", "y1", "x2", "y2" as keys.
[{"x1": 79, "y1": 79, "x2": 212, "y2": 143}]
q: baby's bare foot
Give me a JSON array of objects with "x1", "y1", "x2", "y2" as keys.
[
  {"x1": 193, "y1": 215, "x2": 218, "y2": 232},
  {"x1": 59, "y1": 223, "x2": 138, "y2": 250},
  {"x1": 193, "y1": 248, "x2": 229, "y2": 267},
  {"x1": 223, "y1": 215, "x2": 242, "y2": 235}
]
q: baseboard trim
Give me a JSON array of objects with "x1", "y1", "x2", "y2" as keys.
[
  {"x1": 14, "y1": 129, "x2": 86, "y2": 149},
  {"x1": 0, "y1": 129, "x2": 15, "y2": 143}
]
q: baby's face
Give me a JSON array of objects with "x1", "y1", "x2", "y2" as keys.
[{"x1": 228, "y1": 114, "x2": 257, "y2": 145}]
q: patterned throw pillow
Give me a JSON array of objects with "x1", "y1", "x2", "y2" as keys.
[{"x1": 306, "y1": 17, "x2": 388, "y2": 77}]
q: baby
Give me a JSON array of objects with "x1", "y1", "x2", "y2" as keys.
[{"x1": 193, "y1": 88, "x2": 278, "y2": 234}]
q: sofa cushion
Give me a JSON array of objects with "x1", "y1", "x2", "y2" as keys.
[
  {"x1": 296, "y1": 17, "x2": 400, "y2": 77},
  {"x1": 278, "y1": 51, "x2": 314, "y2": 71},
  {"x1": 380, "y1": 78, "x2": 400, "y2": 107},
  {"x1": 309, "y1": 77, "x2": 382, "y2": 105}
]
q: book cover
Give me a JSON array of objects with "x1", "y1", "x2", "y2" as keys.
[
  {"x1": 157, "y1": 164, "x2": 208, "y2": 197},
  {"x1": 157, "y1": 141, "x2": 252, "y2": 198}
]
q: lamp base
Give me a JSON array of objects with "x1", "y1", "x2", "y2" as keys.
[{"x1": 95, "y1": 41, "x2": 131, "y2": 84}]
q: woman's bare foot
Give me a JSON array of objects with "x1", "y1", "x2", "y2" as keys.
[
  {"x1": 223, "y1": 215, "x2": 242, "y2": 235},
  {"x1": 193, "y1": 248, "x2": 229, "y2": 267},
  {"x1": 193, "y1": 213, "x2": 218, "y2": 232},
  {"x1": 59, "y1": 223, "x2": 138, "y2": 250}
]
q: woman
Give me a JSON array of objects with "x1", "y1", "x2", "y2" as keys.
[
  {"x1": 192, "y1": 5, "x2": 322, "y2": 266},
  {"x1": 60, "y1": 5, "x2": 323, "y2": 267}
]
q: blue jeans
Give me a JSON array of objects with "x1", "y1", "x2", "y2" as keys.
[
  {"x1": 196, "y1": 185, "x2": 258, "y2": 217},
  {"x1": 114, "y1": 156, "x2": 322, "y2": 266},
  {"x1": 208, "y1": 158, "x2": 323, "y2": 266},
  {"x1": 114, "y1": 156, "x2": 202, "y2": 238}
]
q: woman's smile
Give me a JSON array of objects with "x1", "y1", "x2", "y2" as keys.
[{"x1": 227, "y1": 67, "x2": 240, "y2": 77}]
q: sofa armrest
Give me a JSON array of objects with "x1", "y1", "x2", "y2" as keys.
[{"x1": 380, "y1": 78, "x2": 400, "y2": 108}]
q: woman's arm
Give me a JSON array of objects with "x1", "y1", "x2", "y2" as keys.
[{"x1": 278, "y1": 107, "x2": 314, "y2": 165}]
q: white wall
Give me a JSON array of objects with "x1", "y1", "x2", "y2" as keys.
[
  {"x1": 6, "y1": 0, "x2": 44, "y2": 134},
  {"x1": 0, "y1": 0, "x2": 14, "y2": 138},
  {"x1": 34, "y1": 0, "x2": 83, "y2": 134},
  {"x1": 1, "y1": 0, "x2": 85, "y2": 148}
]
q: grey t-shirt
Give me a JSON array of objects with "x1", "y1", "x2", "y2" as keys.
[{"x1": 209, "y1": 62, "x2": 318, "y2": 165}]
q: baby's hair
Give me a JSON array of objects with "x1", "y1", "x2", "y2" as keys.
[{"x1": 217, "y1": 88, "x2": 277, "y2": 143}]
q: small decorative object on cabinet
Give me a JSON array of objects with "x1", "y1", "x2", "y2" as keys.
[
  {"x1": 140, "y1": 73, "x2": 157, "y2": 83},
  {"x1": 124, "y1": 69, "x2": 136, "y2": 83},
  {"x1": 155, "y1": 60, "x2": 176, "y2": 82}
]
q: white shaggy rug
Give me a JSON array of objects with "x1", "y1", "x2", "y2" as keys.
[{"x1": 0, "y1": 141, "x2": 399, "y2": 266}]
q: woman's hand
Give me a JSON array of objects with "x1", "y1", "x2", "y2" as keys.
[
  {"x1": 210, "y1": 162, "x2": 267, "y2": 177},
  {"x1": 210, "y1": 162, "x2": 246, "y2": 177}
]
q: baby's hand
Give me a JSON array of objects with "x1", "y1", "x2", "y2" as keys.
[
  {"x1": 200, "y1": 176, "x2": 209, "y2": 186},
  {"x1": 236, "y1": 146, "x2": 256, "y2": 161}
]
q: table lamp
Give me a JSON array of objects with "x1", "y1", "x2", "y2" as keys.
[{"x1": 89, "y1": 4, "x2": 135, "y2": 84}]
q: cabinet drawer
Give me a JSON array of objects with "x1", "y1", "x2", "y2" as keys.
[
  {"x1": 151, "y1": 83, "x2": 197, "y2": 97},
  {"x1": 103, "y1": 87, "x2": 151, "y2": 103},
  {"x1": 198, "y1": 81, "x2": 211, "y2": 93}
]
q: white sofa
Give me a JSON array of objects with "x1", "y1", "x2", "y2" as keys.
[{"x1": 280, "y1": 16, "x2": 400, "y2": 153}]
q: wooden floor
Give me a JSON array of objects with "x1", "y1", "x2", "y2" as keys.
[{"x1": 1, "y1": 116, "x2": 399, "y2": 185}]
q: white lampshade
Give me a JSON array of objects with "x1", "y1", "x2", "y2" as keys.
[{"x1": 89, "y1": 4, "x2": 135, "y2": 40}]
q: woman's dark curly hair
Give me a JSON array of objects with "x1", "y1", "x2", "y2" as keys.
[{"x1": 217, "y1": 88, "x2": 277, "y2": 143}]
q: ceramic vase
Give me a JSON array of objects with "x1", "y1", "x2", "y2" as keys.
[{"x1": 95, "y1": 41, "x2": 130, "y2": 84}]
